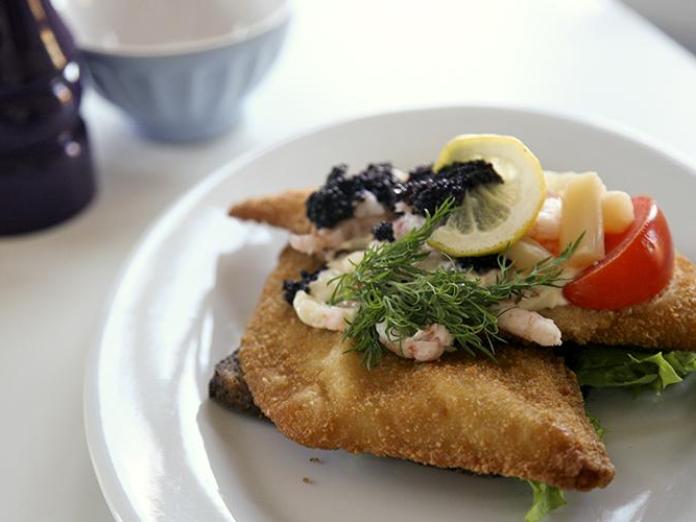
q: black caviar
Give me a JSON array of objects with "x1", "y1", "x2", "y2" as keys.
[
  {"x1": 305, "y1": 163, "x2": 401, "y2": 229},
  {"x1": 399, "y1": 160, "x2": 503, "y2": 216},
  {"x1": 372, "y1": 221, "x2": 395, "y2": 242},
  {"x1": 456, "y1": 254, "x2": 509, "y2": 273},
  {"x1": 282, "y1": 266, "x2": 326, "y2": 304},
  {"x1": 305, "y1": 159, "x2": 503, "y2": 228}
]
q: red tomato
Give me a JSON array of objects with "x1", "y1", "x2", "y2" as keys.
[
  {"x1": 603, "y1": 231, "x2": 625, "y2": 254},
  {"x1": 563, "y1": 196, "x2": 674, "y2": 310}
]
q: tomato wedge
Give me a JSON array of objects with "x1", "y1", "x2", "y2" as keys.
[{"x1": 563, "y1": 196, "x2": 674, "y2": 310}]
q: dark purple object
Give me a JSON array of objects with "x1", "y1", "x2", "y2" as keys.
[{"x1": 0, "y1": 0, "x2": 94, "y2": 235}]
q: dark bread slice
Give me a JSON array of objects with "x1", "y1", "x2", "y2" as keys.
[{"x1": 210, "y1": 351, "x2": 264, "y2": 418}]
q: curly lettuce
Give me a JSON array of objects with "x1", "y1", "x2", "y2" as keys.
[
  {"x1": 524, "y1": 481, "x2": 566, "y2": 522},
  {"x1": 522, "y1": 408, "x2": 607, "y2": 521},
  {"x1": 566, "y1": 349, "x2": 696, "y2": 393},
  {"x1": 521, "y1": 350, "x2": 696, "y2": 522},
  {"x1": 585, "y1": 411, "x2": 605, "y2": 439}
]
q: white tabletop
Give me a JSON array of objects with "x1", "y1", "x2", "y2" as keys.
[{"x1": 2, "y1": 0, "x2": 696, "y2": 520}]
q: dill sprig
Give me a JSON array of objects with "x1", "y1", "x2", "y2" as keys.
[{"x1": 330, "y1": 198, "x2": 580, "y2": 369}]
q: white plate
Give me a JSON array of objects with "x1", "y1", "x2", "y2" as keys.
[{"x1": 86, "y1": 107, "x2": 696, "y2": 522}]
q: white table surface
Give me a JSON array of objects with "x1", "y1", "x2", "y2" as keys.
[{"x1": 2, "y1": 0, "x2": 696, "y2": 520}]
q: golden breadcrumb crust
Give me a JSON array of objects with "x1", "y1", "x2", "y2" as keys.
[
  {"x1": 238, "y1": 246, "x2": 614, "y2": 490},
  {"x1": 229, "y1": 189, "x2": 313, "y2": 234},
  {"x1": 229, "y1": 190, "x2": 696, "y2": 351},
  {"x1": 543, "y1": 256, "x2": 696, "y2": 349}
]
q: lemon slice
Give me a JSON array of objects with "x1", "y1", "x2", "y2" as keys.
[{"x1": 427, "y1": 134, "x2": 546, "y2": 256}]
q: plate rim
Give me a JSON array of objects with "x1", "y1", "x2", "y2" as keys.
[{"x1": 83, "y1": 104, "x2": 696, "y2": 521}]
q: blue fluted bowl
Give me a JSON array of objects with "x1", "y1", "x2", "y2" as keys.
[{"x1": 55, "y1": 0, "x2": 290, "y2": 142}]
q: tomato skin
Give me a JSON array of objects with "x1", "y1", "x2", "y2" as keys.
[
  {"x1": 563, "y1": 196, "x2": 674, "y2": 310},
  {"x1": 603, "y1": 231, "x2": 625, "y2": 254}
]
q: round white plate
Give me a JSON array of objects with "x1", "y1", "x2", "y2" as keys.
[{"x1": 86, "y1": 107, "x2": 696, "y2": 522}]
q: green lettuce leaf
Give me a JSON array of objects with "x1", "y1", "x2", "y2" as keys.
[
  {"x1": 524, "y1": 481, "x2": 566, "y2": 522},
  {"x1": 521, "y1": 410, "x2": 604, "y2": 521},
  {"x1": 520, "y1": 350, "x2": 696, "y2": 522},
  {"x1": 566, "y1": 349, "x2": 696, "y2": 393},
  {"x1": 586, "y1": 411, "x2": 605, "y2": 439}
]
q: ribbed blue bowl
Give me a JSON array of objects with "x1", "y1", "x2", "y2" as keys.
[{"x1": 57, "y1": 0, "x2": 290, "y2": 142}]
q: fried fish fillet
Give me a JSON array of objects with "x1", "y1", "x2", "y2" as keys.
[
  {"x1": 230, "y1": 190, "x2": 696, "y2": 350},
  {"x1": 230, "y1": 189, "x2": 313, "y2": 234},
  {"x1": 234, "y1": 246, "x2": 614, "y2": 490},
  {"x1": 210, "y1": 351, "x2": 607, "y2": 485}
]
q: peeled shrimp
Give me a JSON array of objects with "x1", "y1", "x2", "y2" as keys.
[
  {"x1": 497, "y1": 307, "x2": 562, "y2": 346},
  {"x1": 290, "y1": 194, "x2": 389, "y2": 257},
  {"x1": 376, "y1": 322, "x2": 454, "y2": 362},
  {"x1": 392, "y1": 213, "x2": 426, "y2": 240},
  {"x1": 289, "y1": 217, "x2": 379, "y2": 257},
  {"x1": 293, "y1": 291, "x2": 356, "y2": 331}
]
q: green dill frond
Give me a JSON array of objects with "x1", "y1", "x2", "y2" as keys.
[{"x1": 331, "y1": 199, "x2": 578, "y2": 368}]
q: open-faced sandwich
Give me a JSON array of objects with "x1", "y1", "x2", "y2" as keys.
[{"x1": 210, "y1": 134, "x2": 696, "y2": 521}]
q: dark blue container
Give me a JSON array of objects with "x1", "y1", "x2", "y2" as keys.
[{"x1": 0, "y1": 0, "x2": 95, "y2": 235}]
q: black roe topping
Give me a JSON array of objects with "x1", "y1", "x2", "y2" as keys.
[
  {"x1": 399, "y1": 160, "x2": 503, "y2": 216},
  {"x1": 456, "y1": 254, "x2": 509, "y2": 273},
  {"x1": 305, "y1": 163, "x2": 402, "y2": 229},
  {"x1": 372, "y1": 221, "x2": 395, "y2": 242},
  {"x1": 282, "y1": 266, "x2": 326, "y2": 304}
]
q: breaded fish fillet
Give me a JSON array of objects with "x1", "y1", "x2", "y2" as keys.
[
  {"x1": 235, "y1": 246, "x2": 614, "y2": 490},
  {"x1": 230, "y1": 189, "x2": 313, "y2": 234},
  {"x1": 230, "y1": 190, "x2": 696, "y2": 350},
  {"x1": 210, "y1": 351, "x2": 608, "y2": 487}
]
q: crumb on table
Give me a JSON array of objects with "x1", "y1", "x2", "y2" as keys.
[
  {"x1": 302, "y1": 477, "x2": 315, "y2": 484},
  {"x1": 309, "y1": 457, "x2": 323, "y2": 464}
]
